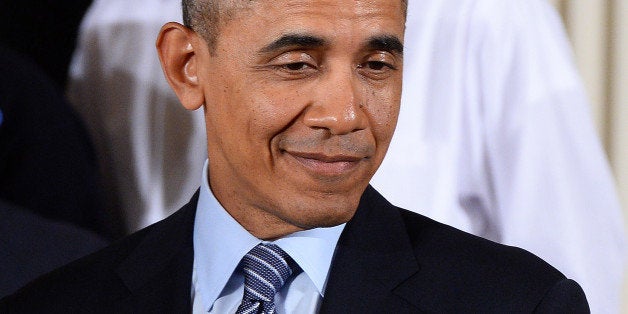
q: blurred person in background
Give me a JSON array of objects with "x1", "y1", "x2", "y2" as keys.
[
  {"x1": 0, "y1": 44, "x2": 120, "y2": 239},
  {"x1": 371, "y1": 1, "x2": 626, "y2": 312},
  {"x1": 0, "y1": 199, "x2": 107, "y2": 298},
  {"x1": 0, "y1": 44, "x2": 110, "y2": 296},
  {"x1": 68, "y1": 0, "x2": 206, "y2": 232},
  {"x1": 0, "y1": 0, "x2": 92, "y2": 88}
]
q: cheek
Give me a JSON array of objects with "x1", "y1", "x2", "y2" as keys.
[
  {"x1": 249, "y1": 86, "x2": 309, "y2": 137},
  {"x1": 365, "y1": 86, "x2": 401, "y2": 143},
  {"x1": 203, "y1": 76, "x2": 253, "y2": 154}
]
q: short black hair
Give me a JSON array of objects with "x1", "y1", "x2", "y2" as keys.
[
  {"x1": 181, "y1": 0, "x2": 408, "y2": 51},
  {"x1": 181, "y1": 0, "x2": 221, "y2": 49}
]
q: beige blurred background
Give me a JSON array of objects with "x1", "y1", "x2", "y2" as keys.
[{"x1": 546, "y1": 0, "x2": 627, "y2": 311}]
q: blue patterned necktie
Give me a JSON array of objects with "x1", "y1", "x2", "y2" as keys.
[{"x1": 235, "y1": 243, "x2": 300, "y2": 314}]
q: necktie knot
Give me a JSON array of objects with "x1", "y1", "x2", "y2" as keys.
[{"x1": 236, "y1": 243, "x2": 300, "y2": 314}]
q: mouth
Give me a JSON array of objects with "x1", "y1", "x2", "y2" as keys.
[{"x1": 284, "y1": 151, "x2": 365, "y2": 177}]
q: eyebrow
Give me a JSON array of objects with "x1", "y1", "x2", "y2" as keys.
[
  {"x1": 259, "y1": 34, "x2": 326, "y2": 53},
  {"x1": 258, "y1": 33, "x2": 404, "y2": 56},
  {"x1": 366, "y1": 35, "x2": 404, "y2": 55}
]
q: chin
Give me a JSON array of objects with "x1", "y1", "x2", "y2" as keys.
[
  {"x1": 269, "y1": 181, "x2": 368, "y2": 229},
  {"x1": 290, "y1": 200, "x2": 359, "y2": 229}
]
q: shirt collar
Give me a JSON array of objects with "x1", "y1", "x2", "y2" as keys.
[{"x1": 193, "y1": 160, "x2": 345, "y2": 311}]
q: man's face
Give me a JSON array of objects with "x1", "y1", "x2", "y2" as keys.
[{"x1": 197, "y1": 0, "x2": 405, "y2": 238}]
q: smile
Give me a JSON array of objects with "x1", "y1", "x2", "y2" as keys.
[{"x1": 284, "y1": 151, "x2": 364, "y2": 177}]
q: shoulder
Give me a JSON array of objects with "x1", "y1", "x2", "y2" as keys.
[
  {"x1": 399, "y1": 206, "x2": 562, "y2": 280},
  {"x1": 361, "y1": 185, "x2": 567, "y2": 283},
  {"x1": 329, "y1": 186, "x2": 589, "y2": 311},
  {"x1": 396, "y1": 206, "x2": 589, "y2": 312}
]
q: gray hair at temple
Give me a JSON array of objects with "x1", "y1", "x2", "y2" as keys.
[{"x1": 181, "y1": 0, "x2": 408, "y2": 52}]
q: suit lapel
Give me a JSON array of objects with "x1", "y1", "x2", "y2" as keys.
[
  {"x1": 109, "y1": 186, "x2": 423, "y2": 312},
  {"x1": 320, "y1": 186, "x2": 422, "y2": 313},
  {"x1": 115, "y1": 191, "x2": 199, "y2": 312}
]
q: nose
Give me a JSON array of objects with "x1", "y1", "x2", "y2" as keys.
[{"x1": 303, "y1": 70, "x2": 367, "y2": 135}]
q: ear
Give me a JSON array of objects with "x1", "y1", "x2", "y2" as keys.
[{"x1": 156, "y1": 22, "x2": 205, "y2": 111}]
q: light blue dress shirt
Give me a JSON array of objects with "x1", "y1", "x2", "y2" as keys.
[{"x1": 192, "y1": 160, "x2": 345, "y2": 313}]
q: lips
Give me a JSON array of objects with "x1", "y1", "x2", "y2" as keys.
[{"x1": 284, "y1": 151, "x2": 365, "y2": 177}]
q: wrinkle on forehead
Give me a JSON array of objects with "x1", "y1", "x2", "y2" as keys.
[
  {"x1": 234, "y1": 0, "x2": 404, "y2": 19},
  {"x1": 281, "y1": 0, "x2": 402, "y2": 17},
  {"x1": 213, "y1": 0, "x2": 406, "y2": 23},
  {"x1": 213, "y1": 0, "x2": 405, "y2": 51},
  {"x1": 246, "y1": 0, "x2": 405, "y2": 34}
]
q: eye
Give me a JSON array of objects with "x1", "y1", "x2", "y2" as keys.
[
  {"x1": 267, "y1": 52, "x2": 318, "y2": 79},
  {"x1": 358, "y1": 53, "x2": 397, "y2": 80},
  {"x1": 364, "y1": 61, "x2": 389, "y2": 71},
  {"x1": 357, "y1": 52, "x2": 398, "y2": 80},
  {"x1": 283, "y1": 62, "x2": 311, "y2": 71}
]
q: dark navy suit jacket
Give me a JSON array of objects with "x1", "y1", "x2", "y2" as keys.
[{"x1": 0, "y1": 186, "x2": 589, "y2": 313}]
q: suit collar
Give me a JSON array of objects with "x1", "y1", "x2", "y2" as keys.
[
  {"x1": 116, "y1": 191, "x2": 199, "y2": 311},
  {"x1": 111, "y1": 186, "x2": 422, "y2": 311},
  {"x1": 320, "y1": 185, "x2": 421, "y2": 312}
]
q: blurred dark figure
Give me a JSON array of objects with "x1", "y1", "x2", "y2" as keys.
[
  {"x1": 0, "y1": 199, "x2": 108, "y2": 297},
  {"x1": 0, "y1": 45, "x2": 123, "y2": 239},
  {"x1": 0, "y1": 0, "x2": 92, "y2": 88}
]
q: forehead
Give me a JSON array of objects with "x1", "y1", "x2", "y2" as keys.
[
  {"x1": 217, "y1": 0, "x2": 405, "y2": 45},
  {"x1": 256, "y1": 0, "x2": 404, "y2": 17}
]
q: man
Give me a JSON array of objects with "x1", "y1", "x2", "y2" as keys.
[
  {"x1": 68, "y1": 1, "x2": 623, "y2": 311},
  {"x1": 1, "y1": 0, "x2": 589, "y2": 312}
]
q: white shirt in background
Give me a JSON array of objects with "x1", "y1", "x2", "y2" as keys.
[{"x1": 372, "y1": 1, "x2": 626, "y2": 312}]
